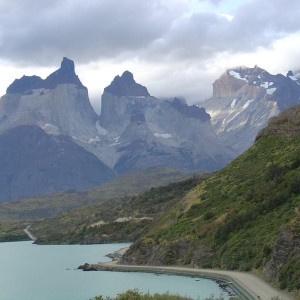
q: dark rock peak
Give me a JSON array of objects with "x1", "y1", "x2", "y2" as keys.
[
  {"x1": 287, "y1": 70, "x2": 294, "y2": 77},
  {"x1": 6, "y1": 75, "x2": 44, "y2": 94},
  {"x1": 6, "y1": 57, "x2": 85, "y2": 94},
  {"x1": 170, "y1": 98, "x2": 210, "y2": 121},
  {"x1": 130, "y1": 110, "x2": 146, "y2": 123},
  {"x1": 44, "y1": 57, "x2": 85, "y2": 89},
  {"x1": 104, "y1": 71, "x2": 150, "y2": 97}
]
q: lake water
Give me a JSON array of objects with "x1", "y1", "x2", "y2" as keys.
[{"x1": 0, "y1": 241, "x2": 233, "y2": 300}]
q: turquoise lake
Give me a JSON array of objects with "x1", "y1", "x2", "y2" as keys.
[{"x1": 0, "y1": 241, "x2": 232, "y2": 300}]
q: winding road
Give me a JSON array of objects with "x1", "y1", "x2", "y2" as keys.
[{"x1": 96, "y1": 260, "x2": 291, "y2": 300}]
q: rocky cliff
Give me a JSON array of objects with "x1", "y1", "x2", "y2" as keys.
[
  {"x1": 202, "y1": 66, "x2": 300, "y2": 153},
  {"x1": 0, "y1": 57, "x2": 98, "y2": 139}
]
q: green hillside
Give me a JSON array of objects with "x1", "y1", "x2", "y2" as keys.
[
  {"x1": 0, "y1": 167, "x2": 199, "y2": 242},
  {"x1": 123, "y1": 105, "x2": 300, "y2": 293},
  {"x1": 30, "y1": 176, "x2": 205, "y2": 244},
  {"x1": 0, "y1": 167, "x2": 198, "y2": 222}
]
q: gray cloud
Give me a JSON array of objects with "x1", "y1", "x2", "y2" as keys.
[
  {"x1": 0, "y1": 0, "x2": 184, "y2": 66},
  {"x1": 0, "y1": 0, "x2": 300, "y2": 68},
  {"x1": 1, "y1": 0, "x2": 300, "y2": 106},
  {"x1": 198, "y1": 0, "x2": 223, "y2": 5},
  {"x1": 141, "y1": 0, "x2": 300, "y2": 64}
]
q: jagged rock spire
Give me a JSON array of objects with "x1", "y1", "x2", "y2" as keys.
[
  {"x1": 6, "y1": 57, "x2": 85, "y2": 94},
  {"x1": 44, "y1": 57, "x2": 85, "y2": 89},
  {"x1": 104, "y1": 71, "x2": 150, "y2": 97}
]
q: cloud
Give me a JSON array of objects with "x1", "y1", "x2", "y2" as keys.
[
  {"x1": 198, "y1": 0, "x2": 223, "y2": 5},
  {"x1": 141, "y1": 0, "x2": 300, "y2": 64},
  {"x1": 0, "y1": 0, "x2": 185, "y2": 66},
  {"x1": 1, "y1": 0, "x2": 300, "y2": 68},
  {"x1": 1, "y1": 0, "x2": 300, "y2": 108}
]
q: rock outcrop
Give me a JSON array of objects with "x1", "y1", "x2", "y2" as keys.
[{"x1": 264, "y1": 217, "x2": 300, "y2": 290}]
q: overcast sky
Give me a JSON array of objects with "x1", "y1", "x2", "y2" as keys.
[{"x1": 1, "y1": 0, "x2": 300, "y2": 112}]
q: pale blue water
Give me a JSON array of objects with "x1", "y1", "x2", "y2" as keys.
[{"x1": 0, "y1": 241, "x2": 231, "y2": 300}]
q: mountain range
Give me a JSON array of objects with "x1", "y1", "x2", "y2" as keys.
[{"x1": 0, "y1": 57, "x2": 299, "y2": 202}]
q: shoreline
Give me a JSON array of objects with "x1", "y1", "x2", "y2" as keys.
[{"x1": 78, "y1": 248, "x2": 291, "y2": 300}]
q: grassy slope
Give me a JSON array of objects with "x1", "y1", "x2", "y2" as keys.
[
  {"x1": 0, "y1": 167, "x2": 198, "y2": 222},
  {"x1": 125, "y1": 105, "x2": 300, "y2": 292},
  {"x1": 30, "y1": 176, "x2": 205, "y2": 244},
  {"x1": 0, "y1": 167, "x2": 199, "y2": 242}
]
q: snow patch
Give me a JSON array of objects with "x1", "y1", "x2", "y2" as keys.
[
  {"x1": 229, "y1": 70, "x2": 247, "y2": 81},
  {"x1": 231, "y1": 99, "x2": 237, "y2": 108},
  {"x1": 109, "y1": 136, "x2": 121, "y2": 146},
  {"x1": 40, "y1": 123, "x2": 60, "y2": 135},
  {"x1": 289, "y1": 75, "x2": 298, "y2": 81},
  {"x1": 95, "y1": 121, "x2": 107, "y2": 135},
  {"x1": 267, "y1": 88, "x2": 276, "y2": 95},
  {"x1": 260, "y1": 82, "x2": 273, "y2": 89},
  {"x1": 242, "y1": 99, "x2": 254, "y2": 109},
  {"x1": 88, "y1": 136, "x2": 100, "y2": 144},
  {"x1": 154, "y1": 133, "x2": 173, "y2": 139}
]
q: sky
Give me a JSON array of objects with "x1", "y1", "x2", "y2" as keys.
[{"x1": 1, "y1": 0, "x2": 300, "y2": 113}]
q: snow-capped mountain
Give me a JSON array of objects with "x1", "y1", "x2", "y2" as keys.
[{"x1": 201, "y1": 66, "x2": 300, "y2": 153}]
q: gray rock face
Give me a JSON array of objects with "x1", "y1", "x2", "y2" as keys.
[
  {"x1": 99, "y1": 73, "x2": 235, "y2": 173},
  {"x1": 264, "y1": 219, "x2": 300, "y2": 286},
  {"x1": 0, "y1": 125, "x2": 116, "y2": 202},
  {"x1": 0, "y1": 58, "x2": 98, "y2": 140},
  {"x1": 201, "y1": 66, "x2": 300, "y2": 153}
]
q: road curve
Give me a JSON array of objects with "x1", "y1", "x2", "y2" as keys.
[
  {"x1": 23, "y1": 226, "x2": 37, "y2": 241},
  {"x1": 94, "y1": 261, "x2": 291, "y2": 300}
]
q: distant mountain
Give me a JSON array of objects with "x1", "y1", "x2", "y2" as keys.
[
  {"x1": 0, "y1": 60, "x2": 235, "y2": 185},
  {"x1": 122, "y1": 104, "x2": 300, "y2": 292},
  {"x1": 0, "y1": 125, "x2": 116, "y2": 202},
  {"x1": 201, "y1": 66, "x2": 300, "y2": 153}
]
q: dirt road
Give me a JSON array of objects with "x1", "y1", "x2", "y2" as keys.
[
  {"x1": 98, "y1": 261, "x2": 291, "y2": 300},
  {"x1": 23, "y1": 226, "x2": 37, "y2": 241}
]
